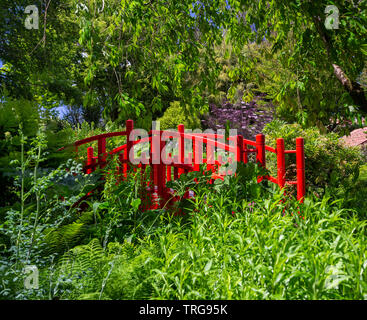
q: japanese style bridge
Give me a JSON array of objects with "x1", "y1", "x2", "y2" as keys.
[{"x1": 60, "y1": 120, "x2": 306, "y2": 210}]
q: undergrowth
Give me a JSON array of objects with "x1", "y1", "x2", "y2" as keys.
[
  {"x1": 1, "y1": 129, "x2": 367, "y2": 300},
  {"x1": 43, "y1": 189, "x2": 367, "y2": 300}
]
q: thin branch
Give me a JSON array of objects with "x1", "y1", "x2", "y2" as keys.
[
  {"x1": 42, "y1": 0, "x2": 52, "y2": 48},
  {"x1": 30, "y1": 0, "x2": 52, "y2": 55}
]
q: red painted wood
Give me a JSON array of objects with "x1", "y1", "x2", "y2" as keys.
[
  {"x1": 178, "y1": 124, "x2": 185, "y2": 177},
  {"x1": 193, "y1": 137, "x2": 200, "y2": 171},
  {"x1": 64, "y1": 123, "x2": 306, "y2": 211},
  {"x1": 236, "y1": 135, "x2": 244, "y2": 163},
  {"x1": 256, "y1": 134, "x2": 266, "y2": 168},
  {"x1": 276, "y1": 138, "x2": 286, "y2": 189},
  {"x1": 265, "y1": 145, "x2": 276, "y2": 153},
  {"x1": 296, "y1": 137, "x2": 306, "y2": 203},
  {"x1": 286, "y1": 181, "x2": 298, "y2": 185},
  {"x1": 86, "y1": 147, "x2": 94, "y2": 174},
  {"x1": 206, "y1": 136, "x2": 215, "y2": 172},
  {"x1": 123, "y1": 149, "x2": 128, "y2": 178},
  {"x1": 263, "y1": 175, "x2": 278, "y2": 184},
  {"x1": 151, "y1": 132, "x2": 158, "y2": 188},
  {"x1": 126, "y1": 119, "x2": 134, "y2": 170},
  {"x1": 71, "y1": 131, "x2": 128, "y2": 148},
  {"x1": 157, "y1": 131, "x2": 166, "y2": 198},
  {"x1": 98, "y1": 138, "x2": 106, "y2": 169}
]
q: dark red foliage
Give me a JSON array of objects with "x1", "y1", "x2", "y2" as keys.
[{"x1": 201, "y1": 93, "x2": 275, "y2": 139}]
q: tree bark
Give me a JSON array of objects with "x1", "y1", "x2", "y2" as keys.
[
  {"x1": 332, "y1": 63, "x2": 367, "y2": 110},
  {"x1": 313, "y1": 16, "x2": 367, "y2": 112}
]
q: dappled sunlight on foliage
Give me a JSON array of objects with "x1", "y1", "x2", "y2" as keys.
[{"x1": 1, "y1": 0, "x2": 367, "y2": 301}]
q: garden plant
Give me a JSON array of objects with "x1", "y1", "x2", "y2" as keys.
[{"x1": 0, "y1": 0, "x2": 367, "y2": 302}]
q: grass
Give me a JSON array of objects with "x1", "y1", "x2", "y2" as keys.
[
  {"x1": 38, "y1": 170, "x2": 367, "y2": 300},
  {"x1": 2, "y1": 140, "x2": 367, "y2": 300}
]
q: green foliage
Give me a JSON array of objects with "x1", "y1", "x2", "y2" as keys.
[
  {"x1": 0, "y1": 98, "x2": 78, "y2": 207},
  {"x1": 59, "y1": 120, "x2": 127, "y2": 165},
  {"x1": 45, "y1": 184, "x2": 367, "y2": 300},
  {"x1": 358, "y1": 65, "x2": 367, "y2": 90},
  {"x1": 263, "y1": 120, "x2": 363, "y2": 194},
  {"x1": 2, "y1": 131, "x2": 367, "y2": 300},
  {"x1": 2, "y1": 1, "x2": 367, "y2": 127},
  {"x1": 2, "y1": 0, "x2": 367, "y2": 301},
  {"x1": 158, "y1": 101, "x2": 202, "y2": 130},
  {"x1": 334, "y1": 163, "x2": 367, "y2": 219},
  {"x1": 43, "y1": 211, "x2": 95, "y2": 255},
  {"x1": 0, "y1": 127, "x2": 101, "y2": 299},
  {"x1": 235, "y1": 41, "x2": 348, "y2": 128},
  {"x1": 53, "y1": 238, "x2": 108, "y2": 299},
  {"x1": 0, "y1": 1, "x2": 84, "y2": 104},
  {"x1": 206, "y1": 39, "x2": 247, "y2": 105},
  {"x1": 227, "y1": 1, "x2": 367, "y2": 115}
]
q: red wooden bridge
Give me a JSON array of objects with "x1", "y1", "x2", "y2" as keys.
[{"x1": 60, "y1": 120, "x2": 306, "y2": 210}]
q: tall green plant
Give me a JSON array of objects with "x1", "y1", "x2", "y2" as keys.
[{"x1": 0, "y1": 124, "x2": 98, "y2": 299}]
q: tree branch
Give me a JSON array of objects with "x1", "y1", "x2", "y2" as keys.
[{"x1": 313, "y1": 15, "x2": 367, "y2": 112}]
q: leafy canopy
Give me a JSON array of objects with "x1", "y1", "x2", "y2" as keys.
[{"x1": 1, "y1": 1, "x2": 366, "y2": 126}]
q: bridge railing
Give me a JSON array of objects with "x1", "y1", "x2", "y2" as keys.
[{"x1": 60, "y1": 119, "x2": 306, "y2": 207}]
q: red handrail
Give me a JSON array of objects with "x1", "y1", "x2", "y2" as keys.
[{"x1": 62, "y1": 119, "x2": 306, "y2": 209}]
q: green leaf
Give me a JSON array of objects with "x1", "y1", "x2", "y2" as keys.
[
  {"x1": 204, "y1": 259, "x2": 213, "y2": 273},
  {"x1": 131, "y1": 198, "x2": 141, "y2": 211}
]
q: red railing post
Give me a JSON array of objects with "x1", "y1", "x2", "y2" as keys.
[
  {"x1": 151, "y1": 131, "x2": 158, "y2": 188},
  {"x1": 86, "y1": 147, "x2": 94, "y2": 174},
  {"x1": 255, "y1": 134, "x2": 266, "y2": 183},
  {"x1": 195, "y1": 135, "x2": 203, "y2": 171},
  {"x1": 173, "y1": 155, "x2": 179, "y2": 180},
  {"x1": 256, "y1": 134, "x2": 266, "y2": 168},
  {"x1": 193, "y1": 136, "x2": 198, "y2": 171},
  {"x1": 126, "y1": 119, "x2": 134, "y2": 172},
  {"x1": 276, "y1": 138, "x2": 286, "y2": 189},
  {"x1": 178, "y1": 124, "x2": 185, "y2": 177},
  {"x1": 207, "y1": 137, "x2": 214, "y2": 172},
  {"x1": 167, "y1": 153, "x2": 172, "y2": 182},
  {"x1": 158, "y1": 130, "x2": 166, "y2": 200},
  {"x1": 98, "y1": 138, "x2": 106, "y2": 169},
  {"x1": 296, "y1": 137, "x2": 306, "y2": 203},
  {"x1": 236, "y1": 135, "x2": 244, "y2": 163}
]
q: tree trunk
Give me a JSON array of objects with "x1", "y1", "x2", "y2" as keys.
[
  {"x1": 313, "y1": 16, "x2": 367, "y2": 112},
  {"x1": 332, "y1": 64, "x2": 367, "y2": 110}
]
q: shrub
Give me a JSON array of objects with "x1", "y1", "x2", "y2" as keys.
[
  {"x1": 263, "y1": 120, "x2": 363, "y2": 194},
  {"x1": 47, "y1": 189, "x2": 367, "y2": 300},
  {"x1": 157, "y1": 101, "x2": 202, "y2": 130},
  {"x1": 360, "y1": 144, "x2": 367, "y2": 162},
  {"x1": 201, "y1": 94, "x2": 274, "y2": 140}
]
